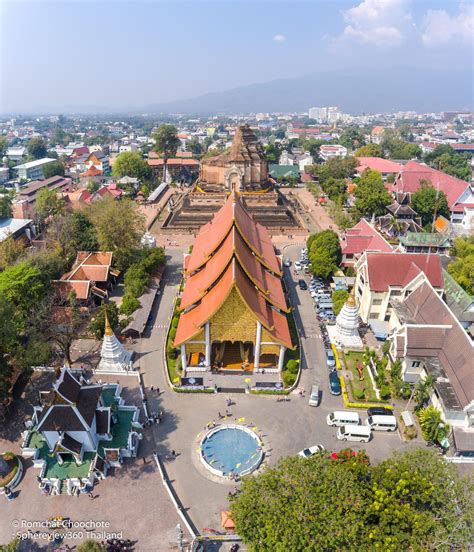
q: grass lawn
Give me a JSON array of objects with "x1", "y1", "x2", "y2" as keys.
[{"x1": 342, "y1": 351, "x2": 383, "y2": 403}]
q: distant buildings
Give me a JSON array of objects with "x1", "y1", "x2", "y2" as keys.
[
  {"x1": 308, "y1": 106, "x2": 341, "y2": 124},
  {"x1": 12, "y1": 175, "x2": 73, "y2": 219},
  {"x1": 14, "y1": 158, "x2": 57, "y2": 181},
  {"x1": 5, "y1": 146, "x2": 27, "y2": 163},
  {"x1": 319, "y1": 144, "x2": 347, "y2": 161},
  {"x1": 391, "y1": 161, "x2": 474, "y2": 232},
  {"x1": 279, "y1": 149, "x2": 313, "y2": 171}
]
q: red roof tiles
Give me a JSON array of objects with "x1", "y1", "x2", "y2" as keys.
[
  {"x1": 342, "y1": 219, "x2": 393, "y2": 256},
  {"x1": 356, "y1": 157, "x2": 402, "y2": 174},
  {"x1": 365, "y1": 252, "x2": 443, "y2": 292},
  {"x1": 392, "y1": 161, "x2": 469, "y2": 210}
]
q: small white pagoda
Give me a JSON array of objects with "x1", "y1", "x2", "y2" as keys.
[
  {"x1": 96, "y1": 314, "x2": 134, "y2": 373},
  {"x1": 327, "y1": 293, "x2": 363, "y2": 349}
]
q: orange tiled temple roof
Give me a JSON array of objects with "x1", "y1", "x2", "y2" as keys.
[{"x1": 175, "y1": 194, "x2": 291, "y2": 348}]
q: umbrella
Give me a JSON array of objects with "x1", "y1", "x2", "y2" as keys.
[{"x1": 221, "y1": 511, "x2": 236, "y2": 531}]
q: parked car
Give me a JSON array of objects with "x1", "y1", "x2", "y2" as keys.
[
  {"x1": 367, "y1": 406, "x2": 393, "y2": 417},
  {"x1": 325, "y1": 348, "x2": 336, "y2": 367},
  {"x1": 298, "y1": 444, "x2": 325, "y2": 458},
  {"x1": 308, "y1": 383, "x2": 320, "y2": 406},
  {"x1": 328, "y1": 370, "x2": 341, "y2": 395},
  {"x1": 294, "y1": 261, "x2": 302, "y2": 271},
  {"x1": 298, "y1": 279, "x2": 307, "y2": 290},
  {"x1": 283, "y1": 257, "x2": 292, "y2": 267}
]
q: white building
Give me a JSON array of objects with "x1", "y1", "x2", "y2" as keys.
[
  {"x1": 354, "y1": 252, "x2": 444, "y2": 323},
  {"x1": 279, "y1": 149, "x2": 313, "y2": 171},
  {"x1": 14, "y1": 158, "x2": 57, "y2": 181},
  {"x1": 319, "y1": 144, "x2": 347, "y2": 161},
  {"x1": 389, "y1": 281, "x2": 474, "y2": 434},
  {"x1": 6, "y1": 146, "x2": 27, "y2": 163}
]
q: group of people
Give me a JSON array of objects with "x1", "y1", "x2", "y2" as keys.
[{"x1": 146, "y1": 409, "x2": 163, "y2": 426}]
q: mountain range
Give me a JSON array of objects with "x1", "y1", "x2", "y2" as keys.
[{"x1": 144, "y1": 68, "x2": 472, "y2": 115}]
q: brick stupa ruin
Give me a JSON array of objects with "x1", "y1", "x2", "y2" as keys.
[{"x1": 162, "y1": 124, "x2": 303, "y2": 233}]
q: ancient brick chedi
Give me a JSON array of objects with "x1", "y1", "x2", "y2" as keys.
[
  {"x1": 199, "y1": 125, "x2": 268, "y2": 192},
  {"x1": 162, "y1": 125, "x2": 303, "y2": 233},
  {"x1": 174, "y1": 193, "x2": 293, "y2": 375}
]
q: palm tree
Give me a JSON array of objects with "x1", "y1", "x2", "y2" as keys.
[
  {"x1": 418, "y1": 406, "x2": 450, "y2": 444},
  {"x1": 413, "y1": 374, "x2": 436, "y2": 410}
]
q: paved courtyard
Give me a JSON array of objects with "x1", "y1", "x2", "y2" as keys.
[
  {"x1": 0, "y1": 242, "x2": 435, "y2": 550},
  {"x1": 136, "y1": 247, "x2": 420, "y2": 535}
]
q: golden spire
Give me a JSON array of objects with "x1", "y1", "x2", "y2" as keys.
[
  {"x1": 104, "y1": 310, "x2": 113, "y2": 337},
  {"x1": 347, "y1": 288, "x2": 356, "y2": 307}
]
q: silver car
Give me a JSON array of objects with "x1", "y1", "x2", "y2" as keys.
[{"x1": 308, "y1": 383, "x2": 320, "y2": 406}]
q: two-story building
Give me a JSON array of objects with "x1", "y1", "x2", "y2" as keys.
[
  {"x1": 389, "y1": 281, "x2": 473, "y2": 437},
  {"x1": 340, "y1": 218, "x2": 393, "y2": 268},
  {"x1": 14, "y1": 158, "x2": 57, "y2": 181},
  {"x1": 355, "y1": 252, "x2": 444, "y2": 323},
  {"x1": 319, "y1": 144, "x2": 347, "y2": 161}
]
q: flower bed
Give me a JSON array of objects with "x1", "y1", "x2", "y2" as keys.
[
  {"x1": 342, "y1": 351, "x2": 389, "y2": 403},
  {"x1": 0, "y1": 453, "x2": 20, "y2": 488}
]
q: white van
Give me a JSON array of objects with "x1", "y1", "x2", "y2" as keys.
[
  {"x1": 308, "y1": 384, "x2": 320, "y2": 407},
  {"x1": 337, "y1": 425, "x2": 372, "y2": 443},
  {"x1": 326, "y1": 411, "x2": 360, "y2": 427},
  {"x1": 366, "y1": 415, "x2": 397, "y2": 431}
]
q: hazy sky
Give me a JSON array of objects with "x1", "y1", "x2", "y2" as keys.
[{"x1": 0, "y1": 0, "x2": 472, "y2": 113}]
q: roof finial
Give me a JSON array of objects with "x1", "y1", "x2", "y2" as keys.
[{"x1": 104, "y1": 310, "x2": 113, "y2": 337}]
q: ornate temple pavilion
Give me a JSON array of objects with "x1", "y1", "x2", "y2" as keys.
[{"x1": 174, "y1": 193, "x2": 293, "y2": 374}]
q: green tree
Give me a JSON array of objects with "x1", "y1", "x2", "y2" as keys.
[
  {"x1": 424, "y1": 145, "x2": 471, "y2": 181},
  {"x1": 307, "y1": 229, "x2": 341, "y2": 262},
  {"x1": 42, "y1": 160, "x2": 65, "y2": 179},
  {"x1": 231, "y1": 453, "x2": 372, "y2": 551},
  {"x1": 27, "y1": 136, "x2": 48, "y2": 159},
  {"x1": 264, "y1": 142, "x2": 282, "y2": 163},
  {"x1": 76, "y1": 540, "x2": 105, "y2": 552},
  {"x1": 413, "y1": 374, "x2": 436, "y2": 410},
  {"x1": 0, "y1": 261, "x2": 46, "y2": 327},
  {"x1": 353, "y1": 168, "x2": 392, "y2": 218},
  {"x1": 120, "y1": 293, "x2": 141, "y2": 316},
  {"x1": 309, "y1": 247, "x2": 337, "y2": 279},
  {"x1": 337, "y1": 128, "x2": 366, "y2": 151},
  {"x1": 447, "y1": 237, "x2": 474, "y2": 294},
  {"x1": 152, "y1": 124, "x2": 180, "y2": 181},
  {"x1": 86, "y1": 180, "x2": 100, "y2": 194},
  {"x1": 418, "y1": 405, "x2": 450, "y2": 443},
  {"x1": 88, "y1": 302, "x2": 119, "y2": 339},
  {"x1": 332, "y1": 289, "x2": 349, "y2": 315},
  {"x1": 354, "y1": 143, "x2": 384, "y2": 158},
  {"x1": 411, "y1": 179, "x2": 450, "y2": 227},
  {"x1": 186, "y1": 138, "x2": 203, "y2": 157},
  {"x1": 87, "y1": 196, "x2": 145, "y2": 270},
  {"x1": 0, "y1": 137, "x2": 8, "y2": 157},
  {"x1": 0, "y1": 195, "x2": 12, "y2": 218},
  {"x1": 382, "y1": 138, "x2": 421, "y2": 160},
  {"x1": 0, "y1": 537, "x2": 20, "y2": 552},
  {"x1": 112, "y1": 151, "x2": 151, "y2": 180},
  {"x1": 0, "y1": 236, "x2": 25, "y2": 269},
  {"x1": 321, "y1": 177, "x2": 347, "y2": 202},
  {"x1": 34, "y1": 187, "x2": 65, "y2": 223},
  {"x1": 369, "y1": 448, "x2": 473, "y2": 550}
]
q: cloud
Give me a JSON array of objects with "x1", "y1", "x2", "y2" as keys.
[
  {"x1": 273, "y1": 34, "x2": 286, "y2": 42},
  {"x1": 422, "y1": 3, "x2": 474, "y2": 47},
  {"x1": 338, "y1": 0, "x2": 412, "y2": 47}
]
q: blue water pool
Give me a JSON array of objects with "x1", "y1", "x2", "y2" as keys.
[{"x1": 200, "y1": 425, "x2": 263, "y2": 477}]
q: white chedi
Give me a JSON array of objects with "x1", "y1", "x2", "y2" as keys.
[
  {"x1": 335, "y1": 294, "x2": 360, "y2": 338},
  {"x1": 96, "y1": 314, "x2": 134, "y2": 372}
]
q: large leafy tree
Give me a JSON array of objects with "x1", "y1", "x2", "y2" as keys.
[
  {"x1": 337, "y1": 128, "x2": 366, "y2": 151},
  {"x1": 42, "y1": 160, "x2": 65, "y2": 179},
  {"x1": 152, "y1": 124, "x2": 180, "y2": 181},
  {"x1": 332, "y1": 289, "x2": 349, "y2": 315},
  {"x1": 307, "y1": 230, "x2": 341, "y2": 279},
  {"x1": 231, "y1": 448, "x2": 474, "y2": 552},
  {"x1": 0, "y1": 195, "x2": 12, "y2": 218},
  {"x1": 87, "y1": 196, "x2": 145, "y2": 270},
  {"x1": 34, "y1": 188, "x2": 65, "y2": 223},
  {"x1": 112, "y1": 151, "x2": 151, "y2": 180},
  {"x1": 447, "y1": 236, "x2": 474, "y2": 294},
  {"x1": 353, "y1": 168, "x2": 392, "y2": 218},
  {"x1": 0, "y1": 137, "x2": 8, "y2": 157},
  {"x1": 0, "y1": 236, "x2": 25, "y2": 269},
  {"x1": 231, "y1": 452, "x2": 372, "y2": 551},
  {"x1": 411, "y1": 179, "x2": 450, "y2": 227},
  {"x1": 424, "y1": 145, "x2": 471, "y2": 181},
  {"x1": 27, "y1": 136, "x2": 48, "y2": 160},
  {"x1": 354, "y1": 143, "x2": 384, "y2": 158}
]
